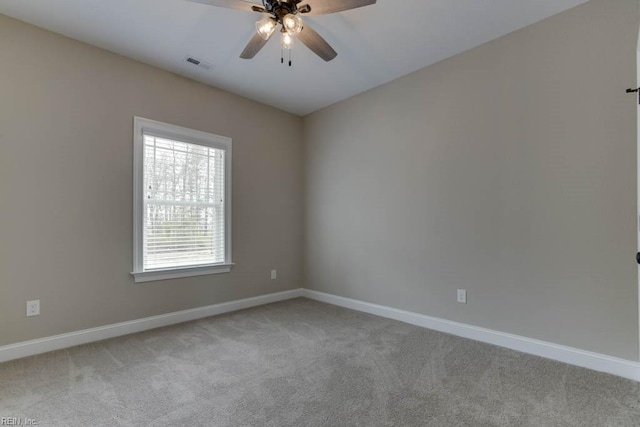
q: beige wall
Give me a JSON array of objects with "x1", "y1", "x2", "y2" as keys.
[
  {"x1": 0, "y1": 15, "x2": 303, "y2": 346},
  {"x1": 303, "y1": 0, "x2": 640, "y2": 360}
]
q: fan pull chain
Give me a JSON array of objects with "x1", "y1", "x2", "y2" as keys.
[{"x1": 280, "y1": 48, "x2": 292, "y2": 67}]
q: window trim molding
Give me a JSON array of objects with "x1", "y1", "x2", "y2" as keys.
[{"x1": 131, "y1": 117, "x2": 232, "y2": 283}]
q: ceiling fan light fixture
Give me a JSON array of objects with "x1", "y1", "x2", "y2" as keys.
[
  {"x1": 281, "y1": 31, "x2": 295, "y2": 50},
  {"x1": 199, "y1": 0, "x2": 376, "y2": 62},
  {"x1": 283, "y1": 13, "x2": 303, "y2": 35},
  {"x1": 256, "y1": 16, "x2": 277, "y2": 40}
]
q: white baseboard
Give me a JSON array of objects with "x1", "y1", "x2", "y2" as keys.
[
  {"x1": 3, "y1": 287, "x2": 639, "y2": 382},
  {"x1": 0, "y1": 288, "x2": 304, "y2": 364},
  {"x1": 302, "y1": 289, "x2": 640, "y2": 382}
]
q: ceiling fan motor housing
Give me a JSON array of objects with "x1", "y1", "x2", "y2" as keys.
[{"x1": 262, "y1": 0, "x2": 305, "y2": 21}]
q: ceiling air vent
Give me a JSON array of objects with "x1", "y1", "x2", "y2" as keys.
[{"x1": 184, "y1": 56, "x2": 214, "y2": 71}]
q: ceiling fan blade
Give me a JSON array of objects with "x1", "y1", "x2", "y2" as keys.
[
  {"x1": 298, "y1": 24, "x2": 337, "y2": 62},
  {"x1": 186, "y1": 0, "x2": 263, "y2": 13},
  {"x1": 240, "y1": 33, "x2": 270, "y2": 59},
  {"x1": 299, "y1": 0, "x2": 376, "y2": 15}
]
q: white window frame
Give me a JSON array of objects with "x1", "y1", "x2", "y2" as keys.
[{"x1": 131, "y1": 117, "x2": 233, "y2": 283}]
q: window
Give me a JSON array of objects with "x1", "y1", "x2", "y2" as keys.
[{"x1": 132, "y1": 117, "x2": 232, "y2": 283}]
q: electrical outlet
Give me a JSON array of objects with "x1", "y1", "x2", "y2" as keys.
[
  {"x1": 26, "y1": 300, "x2": 40, "y2": 317},
  {"x1": 271, "y1": 270, "x2": 277, "y2": 280},
  {"x1": 457, "y1": 289, "x2": 467, "y2": 304}
]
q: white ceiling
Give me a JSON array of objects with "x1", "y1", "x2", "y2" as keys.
[{"x1": 1, "y1": 0, "x2": 588, "y2": 116}]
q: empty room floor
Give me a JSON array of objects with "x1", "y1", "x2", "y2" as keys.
[{"x1": 1, "y1": 298, "x2": 639, "y2": 426}]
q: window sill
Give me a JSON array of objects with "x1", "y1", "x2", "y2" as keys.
[{"x1": 131, "y1": 263, "x2": 233, "y2": 283}]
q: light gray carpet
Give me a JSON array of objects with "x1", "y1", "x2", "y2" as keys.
[{"x1": 1, "y1": 298, "x2": 640, "y2": 426}]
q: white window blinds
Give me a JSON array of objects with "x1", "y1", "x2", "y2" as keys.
[{"x1": 143, "y1": 134, "x2": 226, "y2": 270}]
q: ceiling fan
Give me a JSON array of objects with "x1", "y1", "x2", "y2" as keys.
[{"x1": 187, "y1": 0, "x2": 377, "y2": 64}]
